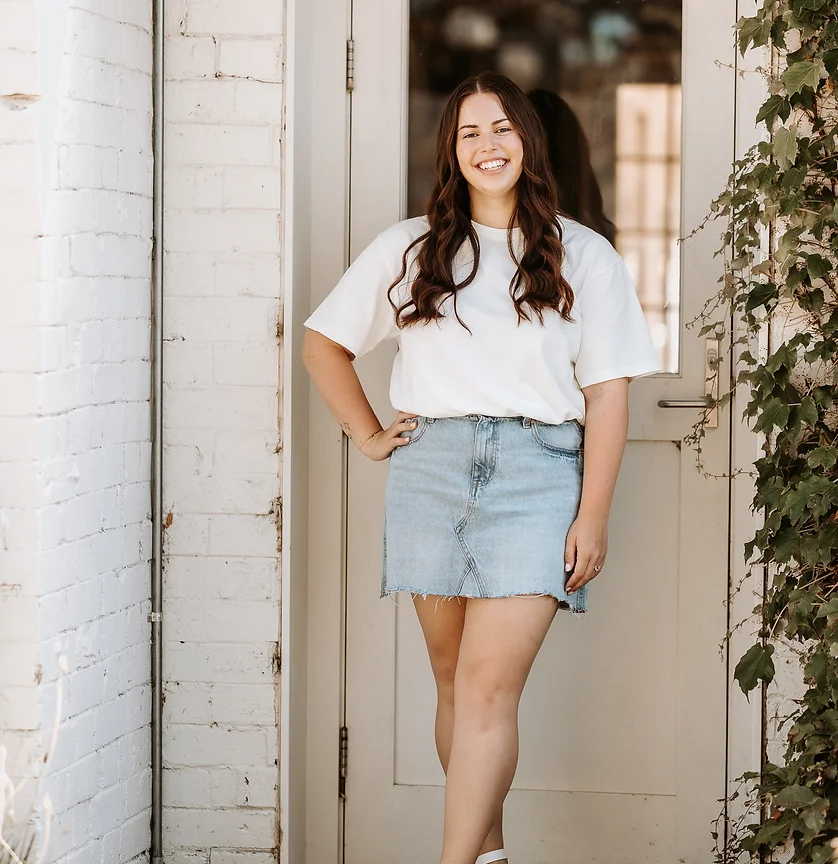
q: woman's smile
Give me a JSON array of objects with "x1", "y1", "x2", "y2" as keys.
[{"x1": 475, "y1": 158, "x2": 509, "y2": 174}]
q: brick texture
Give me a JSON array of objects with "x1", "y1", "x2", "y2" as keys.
[
  {"x1": 162, "y1": 0, "x2": 283, "y2": 858},
  {"x1": 0, "y1": 0, "x2": 153, "y2": 861},
  {"x1": 0, "y1": 4, "x2": 42, "y2": 797}
]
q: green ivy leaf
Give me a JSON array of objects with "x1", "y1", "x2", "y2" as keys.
[
  {"x1": 798, "y1": 395, "x2": 819, "y2": 427},
  {"x1": 766, "y1": 343, "x2": 797, "y2": 375},
  {"x1": 804, "y1": 651, "x2": 828, "y2": 688},
  {"x1": 746, "y1": 282, "x2": 779, "y2": 312},
  {"x1": 807, "y1": 445, "x2": 838, "y2": 469},
  {"x1": 806, "y1": 253, "x2": 832, "y2": 279},
  {"x1": 823, "y1": 48, "x2": 838, "y2": 77},
  {"x1": 802, "y1": 797, "x2": 830, "y2": 837},
  {"x1": 816, "y1": 523, "x2": 838, "y2": 566},
  {"x1": 773, "y1": 525, "x2": 799, "y2": 562},
  {"x1": 812, "y1": 385, "x2": 836, "y2": 408},
  {"x1": 815, "y1": 596, "x2": 838, "y2": 622},
  {"x1": 782, "y1": 60, "x2": 826, "y2": 94},
  {"x1": 756, "y1": 94, "x2": 787, "y2": 128},
  {"x1": 755, "y1": 397, "x2": 790, "y2": 433},
  {"x1": 783, "y1": 483, "x2": 810, "y2": 525},
  {"x1": 737, "y1": 14, "x2": 773, "y2": 54},
  {"x1": 753, "y1": 819, "x2": 789, "y2": 846},
  {"x1": 734, "y1": 643, "x2": 776, "y2": 695},
  {"x1": 772, "y1": 783, "x2": 817, "y2": 808},
  {"x1": 809, "y1": 843, "x2": 836, "y2": 864}
]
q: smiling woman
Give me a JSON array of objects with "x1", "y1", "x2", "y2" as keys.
[
  {"x1": 455, "y1": 102, "x2": 524, "y2": 194},
  {"x1": 387, "y1": 73, "x2": 578, "y2": 332},
  {"x1": 303, "y1": 68, "x2": 660, "y2": 864}
]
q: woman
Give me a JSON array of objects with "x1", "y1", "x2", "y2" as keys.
[{"x1": 303, "y1": 72, "x2": 660, "y2": 864}]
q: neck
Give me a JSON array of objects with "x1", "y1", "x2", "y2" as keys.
[{"x1": 469, "y1": 191, "x2": 517, "y2": 229}]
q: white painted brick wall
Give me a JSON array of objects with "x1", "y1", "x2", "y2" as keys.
[
  {"x1": 0, "y1": 0, "x2": 153, "y2": 861},
  {"x1": 162, "y1": 0, "x2": 283, "y2": 858},
  {"x1": 0, "y1": 14, "x2": 42, "y2": 823}
]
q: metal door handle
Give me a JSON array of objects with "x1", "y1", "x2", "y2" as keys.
[{"x1": 656, "y1": 338, "x2": 720, "y2": 428}]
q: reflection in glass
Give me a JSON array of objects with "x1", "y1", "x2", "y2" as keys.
[{"x1": 408, "y1": 0, "x2": 682, "y2": 373}]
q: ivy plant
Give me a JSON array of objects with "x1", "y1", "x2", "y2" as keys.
[{"x1": 688, "y1": 1, "x2": 838, "y2": 861}]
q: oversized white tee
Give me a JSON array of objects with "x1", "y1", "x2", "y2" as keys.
[{"x1": 304, "y1": 215, "x2": 662, "y2": 425}]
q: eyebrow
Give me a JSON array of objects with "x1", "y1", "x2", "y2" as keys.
[{"x1": 457, "y1": 118, "x2": 510, "y2": 131}]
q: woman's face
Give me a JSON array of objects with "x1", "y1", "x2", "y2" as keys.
[{"x1": 455, "y1": 92, "x2": 525, "y2": 201}]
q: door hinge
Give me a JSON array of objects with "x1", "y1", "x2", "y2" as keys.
[
  {"x1": 338, "y1": 725, "x2": 349, "y2": 798},
  {"x1": 346, "y1": 39, "x2": 355, "y2": 92}
]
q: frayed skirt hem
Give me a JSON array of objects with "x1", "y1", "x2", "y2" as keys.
[{"x1": 380, "y1": 586, "x2": 588, "y2": 614}]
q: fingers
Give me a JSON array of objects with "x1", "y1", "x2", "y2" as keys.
[
  {"x1": 389, "y1": 416, "x2": 418, "y2": 449},
  {"x1": 564, "y1": 532, "x2": 577, "y2": 579},
  {"x1": 566, "y1": 554, "x2": 605, "y2": 592},
  {"x1": 564, "y1": 533, "x2": 583, "y2": 593},
  {"x1": 360, "y1": 418, "x2": 417, "y2": 461},
  {"x1": 565, "y1": 529, "x2": 605, "y2": 592},
  {"x1": 566, "y1": 548, "x2": 593, "y2": 592}
]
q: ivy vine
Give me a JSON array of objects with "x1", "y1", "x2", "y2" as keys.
[{"x1": 686, "y1": 1, "x2": 838, "y2": 861}]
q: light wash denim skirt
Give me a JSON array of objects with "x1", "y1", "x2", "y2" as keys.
[{"x1": 381, "y1": 414, "x2": 588, "y2": 614}]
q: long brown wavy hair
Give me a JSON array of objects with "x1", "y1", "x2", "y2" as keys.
[{"x1": 388, "y1": 71, "x2": 575, "y2": 330}]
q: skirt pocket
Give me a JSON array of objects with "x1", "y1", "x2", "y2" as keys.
[{"x1": 529, "y1": 419, "x2": 583, "y2": 459}]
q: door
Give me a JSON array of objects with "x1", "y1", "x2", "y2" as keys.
[{"x1": 344, "y1": 1, "x2": 734, "y2": 861}]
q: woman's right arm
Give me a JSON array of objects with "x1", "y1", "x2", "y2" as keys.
[{"x1": 302, "y1": 328, "x2": 416, "y2": 462}]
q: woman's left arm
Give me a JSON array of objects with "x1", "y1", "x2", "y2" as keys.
[{"x1": 564, "y1": 377, "x2": 629, "y2": 593}]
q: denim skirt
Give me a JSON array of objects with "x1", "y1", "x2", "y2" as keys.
[{"x1": 381, "y1": 414, "x2": 588, "y2": 614}]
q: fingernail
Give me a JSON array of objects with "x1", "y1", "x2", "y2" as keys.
[{"x1": 565, "y1": 562, "x2": 572, "y2": 572}]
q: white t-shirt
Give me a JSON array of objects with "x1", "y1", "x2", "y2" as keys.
[{"x1": 304, "y1": 215, "x2": 662, "y2": 425}]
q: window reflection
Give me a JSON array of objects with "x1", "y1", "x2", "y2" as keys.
[{"x1": 408, "y1": 0, "x2": 682, "y2": 372}]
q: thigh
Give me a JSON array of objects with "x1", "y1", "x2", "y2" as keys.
[
  {"x1": 455, "y1": 596, "x2": 559, "y2": 697},
  {"x1": 413, "y1": 594, "x2": 468, "y2": 683}
]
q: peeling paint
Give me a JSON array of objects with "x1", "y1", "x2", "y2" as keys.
[{"x1": 0, "y1": 93, "x2": 41, "y2": 110}]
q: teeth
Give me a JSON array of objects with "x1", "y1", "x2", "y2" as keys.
[{"x1": 477, "y1": 159, "x2": 507, "y2": 171}]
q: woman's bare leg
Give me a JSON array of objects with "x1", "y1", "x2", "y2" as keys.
[
  {"x1": 413, "y1": 595, "x2": 506, "y2": 857},
  {"x1": 439, "y1": 595, "x2": 559, "y2": 864}
]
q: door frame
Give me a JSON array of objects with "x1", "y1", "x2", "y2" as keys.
[{"x1": 281, "y1": 1, "x2": 768, "y2": 861}]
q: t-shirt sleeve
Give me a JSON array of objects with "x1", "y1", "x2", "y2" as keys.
[
  {"x1": 573, "y1": 257, "x2": 663, "y2": 389},
  {"x1": 303, "y1": 233, "x2": 400, "y2": 358}
]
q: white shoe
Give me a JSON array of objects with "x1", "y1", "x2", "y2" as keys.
[{"x1": 476, "y1": 851, "x2": 507, "y2": 864}]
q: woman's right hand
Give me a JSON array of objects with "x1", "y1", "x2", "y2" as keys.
[{"x1": 359, "y1": 412, "x2": 419, "y2": 462}]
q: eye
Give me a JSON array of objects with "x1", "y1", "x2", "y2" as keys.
[{"x1": 496, "y1": 126, "x2": 513, "y2": 133}]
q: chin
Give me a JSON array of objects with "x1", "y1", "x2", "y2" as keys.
[
  {"x1": 479, "y1": 181, "x2": 518, "y2": 198},
  {"x1": 468, "y1": 174, "x2": 518, "y2": 196}
]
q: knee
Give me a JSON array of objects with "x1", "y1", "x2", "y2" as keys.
[{"x1": 454, "y1": 661, "x2": 518, "y2": 723}]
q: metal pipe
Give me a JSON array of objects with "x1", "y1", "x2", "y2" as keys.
[{"x1": 150, "y1": 0, "x2": 164, "y2": 859}]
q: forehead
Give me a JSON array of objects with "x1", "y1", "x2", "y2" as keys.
[{"x1": 457, "y1": 92, "x2": 506, "y2": 126}]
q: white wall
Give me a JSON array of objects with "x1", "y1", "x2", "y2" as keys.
[
  {"x1": 161, "y1": 0, "x2": 284, "y2": 859},
  {"x1": 0, "y1": 4, "x2": 44, "y2": 827},
  {"x1": 0, "y1": 0, "x2": 154, "y2": 861}
]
